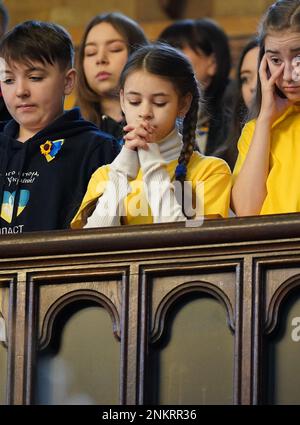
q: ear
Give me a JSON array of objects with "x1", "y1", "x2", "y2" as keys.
[
  {"x1": 207, "y1": 53, "x2": 217, "y2": 77},
  {"x1": 178, "y1": 92, "x2": 193, "y2": 118},
  {"x1": 64, "y1": 68, "x2": 76, "y2": 95},
  {"x1": 120, "y1": 89, "x2": 125, "y2": 114}
]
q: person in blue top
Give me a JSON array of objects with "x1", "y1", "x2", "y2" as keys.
[{"x1": 0, "y1": 20, "x2": 118, "y2": 234}]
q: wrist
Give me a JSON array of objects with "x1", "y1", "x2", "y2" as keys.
[
  {"x1": 257, "y1": 113, "x2": 273, "y2": 127},
  {"x1": 124, "y1": 140, "x2": 137, "y2": 151}
]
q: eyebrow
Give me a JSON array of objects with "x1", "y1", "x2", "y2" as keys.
[
  {"x1": 126, "y1": 91, "x2": 170, "y2": 97},
  {"x1": 265, "y1": 47, "x2": 300, "y2": 54},
  {"x1": 26, "y1": 66, "x2": 46, "y2": 72},
  {"x1": 85, "y1": 39, "x2": 126, "y2": 47},
  {"x1": 4, "y1": 66, "x2": 46, "y2": 74}
]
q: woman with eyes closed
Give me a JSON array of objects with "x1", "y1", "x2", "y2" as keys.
[
  {"x1": 76, "y1": 12, "x2": 148, "y2": 142},
  {"x1": 71, "y1": 44, "x2": 232, "y2": 229},
  {"x1": 232, "y1": 0, "x2": 300, "y2": 216}
]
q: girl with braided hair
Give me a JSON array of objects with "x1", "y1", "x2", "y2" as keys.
[{"x1": 72, "y1": 44, "x2": 231, "y2": 228}]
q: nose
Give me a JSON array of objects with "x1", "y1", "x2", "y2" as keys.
[
  {"x1": 15, "y1": 79, "x2": 30, "y2": 98},
  {"x1": 249, "y1": 73, "x2": 257, "y2": 95},
  {"x1": 250, "y1": 78, "x2": 257, "y2": 94},
  {"x1": 138, "y1": 103, "x2": 153, "y2": 120},
  {"x1": 96, "y1": 48, "x2": 108, "y2": 65},
  {"x1": 282, "y1": 62, "x2": 293, "y2": 82}
]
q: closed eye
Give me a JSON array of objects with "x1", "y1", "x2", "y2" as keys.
[
  {"x1": 29, "y1": 76, "x2": 43, "y2": 81},
  {"x1": 128, "y1": 100, "x2": 141, "y2": 106},
  {"x1": 109, "y1": 48, "x2": 126, "y2": 53},
  {"x1": 84, "y1": 49, "x2": 97, "y2": 57}
]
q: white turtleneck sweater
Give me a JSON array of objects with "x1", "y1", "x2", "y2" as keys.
[
  {"x1": 71, "y1": 128, "x2": 232, "y2": 229},
  {"x1": 84, "y1": 129, "x2": 186, "y2": 227}
]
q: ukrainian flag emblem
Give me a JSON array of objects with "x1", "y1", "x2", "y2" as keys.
[
  {"x1": 0, "y1": 190, "x2": 30, "y2": 223},
  {"x1": 40, "y1": 139, "x2": 64, "y2": 162}
]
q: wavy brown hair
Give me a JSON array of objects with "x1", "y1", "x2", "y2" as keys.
[
  {"x1": 251, "y1": 0, "x2": 300, "y2": 119},
  {"x1": 76, "y1": 12, "x2": 148, "y2": 127}
]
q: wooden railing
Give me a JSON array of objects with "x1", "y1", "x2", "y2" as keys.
[{"x1": 1, "y1": 213, "x2": 300, "y2": 405}]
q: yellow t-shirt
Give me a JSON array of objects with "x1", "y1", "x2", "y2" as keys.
[
  {"x1": 72, "y1": 151, "x2": 232, "y2": 228},
  {"x1": 233, "y1": 105, "x2": 300, "y2": 215}
]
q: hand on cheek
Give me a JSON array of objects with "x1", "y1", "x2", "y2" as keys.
[{"x1": 259, "y1": 55, "x2": 291, "y2": 122}]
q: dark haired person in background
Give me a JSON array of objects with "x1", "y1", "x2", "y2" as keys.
[
  {"x1": 225, "y1": 38, "x2": 259, "y2": 170},
  {"x1": 158, "y1": 18, "x2": 233, "y2": 162}
]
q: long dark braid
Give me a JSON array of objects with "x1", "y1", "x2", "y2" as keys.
[{"x1": 175, "y1": 83, "x2": 200, "y2": 218}]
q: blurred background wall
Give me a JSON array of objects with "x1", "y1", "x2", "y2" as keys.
[
  {"x1": 0, "y1": 0, "x2": 274, "y2": 91},
  {"x1": 1, "y1": 0, "x2": 275, "y2": 108},
  {"x1": 3, "y1": 0, "x2": 274, "y2": 43}
]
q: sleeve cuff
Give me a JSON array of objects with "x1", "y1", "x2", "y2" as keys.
[
  {"x1": 111, "y1": 146, "x2": 139, "y2": 179},
  {"x1": 138, "y1": 143, "x2": 166, "y2": 173}
]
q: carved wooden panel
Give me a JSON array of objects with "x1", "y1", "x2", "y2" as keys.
[
  {"x1": 1, "y1": 214, "x2": 300, "y2": 404},
  {"x1": 137, "y1": 259, "x2": 242, "y2": 404},
  {"x1": 253, "y1": 254, "x2": 300, "y2": 404},
  {"x1": 23, "y1": 266, "x2": 129, "y2": 404},
  {"x1": 0, "y1": 274, "x2": 17, "y2": 405}
]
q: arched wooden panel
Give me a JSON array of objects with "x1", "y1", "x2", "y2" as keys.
[
  {"x1": 151, "y1": 280, "x2": 235, "y2": 343},
  {"x1": 252, "y1": 257, "x2": 300, "y2": 404},
  {"x1": 265, "y1": 288, "x2": 300, "y2": 404},
  {"x1": 35, "y1": 303, "x2": 120, "y2": 405},
  {"x1": 39, "y1": 289, "x2": 120, "y2": 351},
  {"x1": 24, "y1": 267, "x2": 128, "y2": 404},
  {"x1": 0, "y1": 275, "x2": 17, "y2": 405},
  {"x1": 146, "y1": 292, "x2": 234, "y2": 404},
  {"x1": 265, "y1": 274, "x2": 300, "y2": 335}
]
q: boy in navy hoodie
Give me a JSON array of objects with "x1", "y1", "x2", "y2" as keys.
[{"x1": 0, "y1": 20, "x2": 118, "y2": 233}]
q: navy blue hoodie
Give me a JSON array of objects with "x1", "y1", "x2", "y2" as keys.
[{"x1": 0, "y1": 107, "x2": 118, "y2": 234}]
